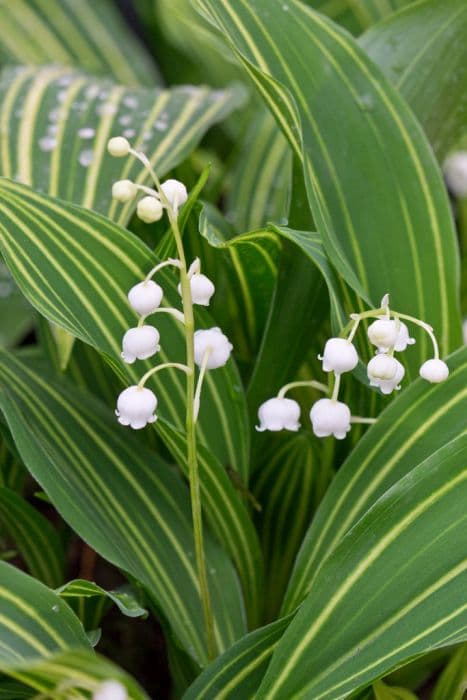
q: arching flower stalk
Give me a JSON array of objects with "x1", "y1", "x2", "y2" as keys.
[
  {"x1": 258, "y1": 294, "x2": 449, "y2": 440},
  {"x1": 108, "y1": 136, "x2": 231, "y2": 660}
]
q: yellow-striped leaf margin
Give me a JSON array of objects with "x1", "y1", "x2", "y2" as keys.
[
  {"x1": 0, "y1": 0, "x2": 159, "y2": 87},
  {"x1": 1, "y1": 648, "x2": 149, "y2": 700},
  {"x1": 257, "y1": 434, "x2": 467, "y2": 698},
  {"x1": 360, "y1": 0, "x2": 467, "y2": 160},
  {"x1": 0, "y1": 561, "x2": 90, "y2": 664},
  {"x1": 284, "y1": 346, "x2": 467, "y2": 613},
  {"x1": 0, "y1": 179, "x2": 263, "y2": 622},
  {"x1": 0, "y1": 488, "x2": 64, "y2": 589},
  {"x1": 0, "y1": 351, "x2": 247, "y2": 664},
  {"x1": 0, "y1": 66, "x2": 244, "y2": 224},
  {"x1": 184, "y1": 616, "x2": 292, "y2": 700},
  {"x1": 56, "y1": 580, "x2": 147, "y2": 632},
  {"x1": 193, "y1": 0, "x2": 462, "y2": 368}
]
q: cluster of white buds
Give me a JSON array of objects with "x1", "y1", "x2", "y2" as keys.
[
  {"x1": 109, "y1": 137, "x2": 232, "y2": 430},
  {"x1": 257, "y1": 294, "x2": 450, "y2": 440},
  {"x1": 108, "y1": 136, "x2": 188, "y2": 223},
  {"x1": 93, "y1": 681, "x2": 128, "y2": 700}
]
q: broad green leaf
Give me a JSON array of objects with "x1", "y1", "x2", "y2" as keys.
[
  {"x1": 0, "y1": 435, "x2": 26, "y2": 493},
  {"x1": 2, "y1": 649, "x2": 149, "y2": 700},
  {"x1": 257, "y1": 435, "x2": 467, "y2": 699},
  {"x1": 197, "y1": 205, "x2": 281, "y2": 371},
  {"x1": 0, "y1": 351, "x2": 247, "y2": 664},
  {"x1": 0, "y1": 561, "x2": 90, "y2": 664},
  {"x1": 57, "y1": 580, "x2": 147, "y2": 631},
  {"x1": 432, "y1": 643, "x2": 467, "y2": 700},
  {"x1": 0, "y1": 0, "x2": 159, "y2": 86},
  {"x1": 0, "y1": 488, "x2": 64, "y2": 588},
  {"x1": 184, "y1": 616, "x2": 292, "y2": 700},
  {"x1": 284, "y1": 346, "x2": 467, "y2": 612},
  {"x1": 0, "y1": 180, "x2": 262, "y2": 622},
  {"x1": 194, "y1": 0, "x2": 462, "y2": 366},
  {"x1": 360, "y1": 0, "x2": 467, "y2": 160},
  {"x1": 0, "y1": 66, "x2": 244, "y2": 224},
  {"x1": 225, "y1": 109, "x2": 291, "y2": 232}
]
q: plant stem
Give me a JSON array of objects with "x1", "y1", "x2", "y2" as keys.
[
  {"x1": 277, "y1": 379, "x2": 329, "y2": 398},
  {"x1": 131, "y1": 146, "x2": 217, "y2": 659}
]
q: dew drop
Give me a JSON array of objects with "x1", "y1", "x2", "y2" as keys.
[
  {"x1": 85, "y1": 84, "x2": 100, "y2": 101},
  {"x1": 48, "y1": 108, "x2": 62, "y2": 122},
  {"x1": 356, "y1": 94, "x2": 374, "y2": 112},
  {"x1": 78, "y1": 127, "x2": 95, "y2": 139},
  {"x1": 123, "y1": 95, "x2": 138, "y2": 109},
  {"x1": 78, "y1": 149, "x2": 94, "y2": 166},
  {"x1": 57, "y1": 74, "x2": 73, "y2": 87},
  {"x1": 51, "y1": 604, "x2": 59, "y2": 613},
  {"x1": 123, "y1": 128, "x2": 136, "y2": 138},
  {"x1": 39, "y1": 136, "x2": 57, "y2": 152},
  {"x1": 154, "y1": 119, "x2": 168, "y2": 132},
  {"x1": 119, "y1": 114, "x2": 132, "y2": 126},
  {"x1": 96, "y1": 102, "x2": 117, "y2": 117}
]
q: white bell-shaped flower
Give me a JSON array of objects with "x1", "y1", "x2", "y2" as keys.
[
  {"x1": 93, "y1": 680, "x2": 128, "y2": 700},
  {"x1": 112, "y1": 179, "x2": 137, "y2": 203},
  {"x1": 107, "y1": 137, "x2": 130, "y2": 158},
  {"x1": 128, "y1": 280, "x2": 163, "y2": 316},
  {"x1": 394, "y1": 322, "x2": 416, "y2": 352},
  {"x1": 137, "y1": 196, "x2": 163, "y2": 223},
  {"x1": 116, "y1": 386, "x2": 157, "y2": 429},
  {"x1": 256, "y1": 398, "x2": 300, "y2": 432},
  {"x1": 121, "y1": 326, "x2": 160, "y2": 364},
  {"x1": 367, "y1": 319, "x2": 399, "y2": 352},
  {"x1": 443, "y1": 151, "x2": 467, "y2": 197},
  {"x1": 161, "y1": 179, "x2": 188, "y2": 210},
  {"x1": 320, "y1": 337, "x2": 358, "y2": 374},
  {"x1": 309, "y1": 398, "x2": 351, "y2": 439},
  {"x1": 194, "y1": 328, "x2": 232, "y2": 369},
  {"x1": 367, "y1": 354, "x2": 405, "y2": 394},
  {"x1": 419, "y1": 359, "x2": 449, "y2": 383},
  {"x1": 178, "y1": 274, "x2": 215, "y2": 306}
]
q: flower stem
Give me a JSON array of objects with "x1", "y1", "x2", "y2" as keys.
[
  {"x1": 277, "y1": 379, "x2": 328, "y2": 398},
  {"x1": 138, "y1": 307, "x2": 185, "y2": 326},
  {"x1": 194, "y1": 350, "x2": 211, "y2": 422},
  {"x1": 331, "y1": 373, "x2": 341, "y2": 402},
  {"x1": 138, "y1": 362, "x2": 191, "y2": 389}
]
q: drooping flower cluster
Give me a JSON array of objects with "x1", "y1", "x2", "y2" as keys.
[
  {"x1": 257, "y1": 294, "x2": 450, "y2": 440},
  {"x1": 108, "y1": 137, "x2": 232, "y2": 429}
]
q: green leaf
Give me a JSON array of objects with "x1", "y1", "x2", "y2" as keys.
[
  {"x1": 2, "y1": 649, "x2": 149, "y2": 700},
  {"x1": 0, "y1": 179, "x2": 262, "y2": 622},
  {"x1": 373, "y1": 680, "x2": 419, "y2": 700},
  {"x1": 184, "y1": 616, "x2": 292, "y2": 700},
  {"x1": 360, "y1": 0, "x2": 467, "y2": 160},
  {"x1": 0, "y1": 66, "x2": 244, "y2": 224},
  {"x1": 284, "y1": 346, "x2": 467, "y2": 612},
  {"x1": 0, "y1": 0, "x2": 159, "y2": 86},
  {"x1": 0, "y1": 351, "x2": 247, "y2": 664},
  {"x1": 0, "y1": 488, "x2": 64, "y2": 588},
  {"x1": 194, "y1": 0, "x2": 462, "y2": 367},
  {"x1": 0, "y1": 264, "x2": 34, "y2": 349},
  {"x1": 0, "y1": 561, "x2": 90, "y2": 664},
  {"x1": 257, "y1": 435, "x2": 467, "y2": 699},
  {"x1": 432, "y1": 643, "x2": 467, "y2": 700},
  {"x1": 56, "y1": 580, "x2": 147, "y2": 631}
]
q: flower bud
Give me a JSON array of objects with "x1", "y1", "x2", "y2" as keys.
[
  {"x1": 121, "y1": 326, "x2": 160, "y2": 364},
  {"x1": 128, "y1": 280, "x2": 163, "y2": 316},
  {"x1": 419, "y1": 359, "x2": 449, "y2": 383},
  {"x1": 320, "y1": 337, "x2": 358, "y2": 374},
  {"x1": 112, "y1": 179, "x2": 137, "y2": 203},
  {"x1": 194, "y1": 328, "x2": 232, "y2": 369},
  {"x1": 178, "y1": 274, "x2": 215, "y2": 306},
  {"x1": 107, "y1": 137, "x2": 130, "y2": 157},
  {"x1": 367, "y1": 354, "x2": 404, "y2": 395},
  {"x1": 256, "y1": 398, "x2": 300, "y2": 432},
  {"x1": 137, "y1": 196, "x2": 163, "y2": 223},
  {"x1": 93, "y1": 681, "x2": 128, "y2": 700},
  {"x1": 367, "y1": 319, "x2": 398, "y2": 352},
  {"x1": 115, "y1": 386, "x2": 157, "y2": 430},
  {"x1": 309, "y1": 398, "x2": 351, "y2": 439},
  {"x1": 161, "y1": 179, "x2": 188, "y2": 210},
  {"x1": 443, "y1": 151, "x2": 467, "y2": 197},
  {"x1": 394, "y1": 322, "x2": 416, "y2": 352}
]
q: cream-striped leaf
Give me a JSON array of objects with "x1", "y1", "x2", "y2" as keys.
[
  {"x1": 284, "y1": 347, "x2": 467, "y2": 613},
  {"x1": 0, "y1": 489, "x2": 64, "y2": 589},
  {"x1": 0, "y1": 66, "x2": 244, "y2": 224},
  {"x1": 0, "y1": 0, "x2": 159, "y2": 86},
  {"x1": 0, "y1": 350, "x2": 247, "y2": 664},
  {"x1": 0, "y1": 561, "x2": 90, "y2": 664},
  {"x1": 193, "y1": 0, "x2": 462, "y2": 370},
  {"x1": 257, "y1": 435, "x2": 467, "y2": 698}
]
